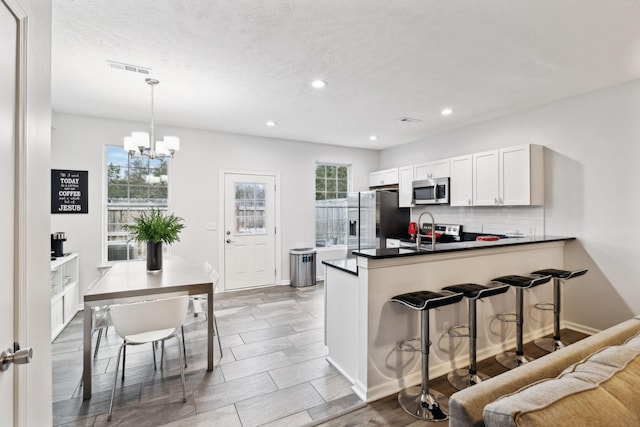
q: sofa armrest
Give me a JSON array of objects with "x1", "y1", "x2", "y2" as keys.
[{"x1": 448, "y1": 317, "x2": 640, "y2": 427}]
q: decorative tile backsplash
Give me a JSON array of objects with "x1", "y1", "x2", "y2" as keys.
[{"x1": 411, "y1": 205, "x2": 545, "y2": 236}]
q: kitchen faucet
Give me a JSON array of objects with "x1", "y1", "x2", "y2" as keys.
[{"x1": 416, "y1": 211, "x2": 436, "y2": 251}]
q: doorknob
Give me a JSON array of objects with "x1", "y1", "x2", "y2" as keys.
[
  {"x1": 0, "y1": 345, "x2": 33, "y2": 372},
  {"x1": 226, "y1": 239, "x2": 234, "y2": 243}
]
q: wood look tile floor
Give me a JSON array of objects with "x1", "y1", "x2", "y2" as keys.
[
  {"x1": 52, "y1": 284, "x2": 588, "y2": 427},
  {"x1": 317, "y1": 328, "x2": 589, "y2": 427},
  {"x1": 51, "y1": 282, "x2": 363, "y2": 426}
]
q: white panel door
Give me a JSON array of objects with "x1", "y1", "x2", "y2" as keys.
[
  {"x1": 473, "y1": 150, "x2": 500, "y2": 206},
  {"x1": 224, "y1": 173, "x2": 276, "y2": 290},
  {"x1": 0, "y1": 2, "x2": 17, "y2": 423}
]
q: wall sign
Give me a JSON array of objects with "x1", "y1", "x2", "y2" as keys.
[{"x1": 51, "y1": 169, "x2": 88, "y2": 214}]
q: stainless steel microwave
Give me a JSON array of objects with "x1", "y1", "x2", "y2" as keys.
[{"x1": 412, "y1": 178, "x2": 449, "y2": 205}]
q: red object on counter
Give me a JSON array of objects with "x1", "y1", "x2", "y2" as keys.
[
  {"x1": 476, "y1": 235, "x2": 500, "y2": 241},
  {"x1": 408, "y1": 222, "x2": 417, "y2": 237}
]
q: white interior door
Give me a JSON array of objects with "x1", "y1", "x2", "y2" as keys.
[
  {"x1": 224, "y1": 173, "x2": 276, "y2": 290},
  {"x1": 0, "y1": 2, "x2": 18, "y2": 423}
]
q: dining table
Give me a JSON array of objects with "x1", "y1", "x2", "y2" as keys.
[{"x1": 82, "y1": 258, "x2": 214, "y2": 400}]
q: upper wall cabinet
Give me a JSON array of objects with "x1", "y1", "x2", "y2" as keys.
[
  {"x1": 472, "y1": 144, "x2": 544, "y2": 206},
  {"x1": 398, "y1": 165, "x2": 414, "y2": 208},
  {"x1": 450, "y1": 154, "x2": 473, "y2": 207},
  {"x1": 414, "y1": 158, "x2": 451, "y2": 180},
  {"x1": 369, "y1": 167, "x2": 399, "y2": 188}
]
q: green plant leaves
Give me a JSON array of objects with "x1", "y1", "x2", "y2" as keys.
[{"x1": 123, "y1": 209, "x2": 185, "y2": 244}]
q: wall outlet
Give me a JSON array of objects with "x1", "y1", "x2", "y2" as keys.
[
  {"x1": 205, "y1": 222, "x2": 217, "y2": 231},
  {"x1": 442, "y1": 321, "x2": 450, "y2": 336}
]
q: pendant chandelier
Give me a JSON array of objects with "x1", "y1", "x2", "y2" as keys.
[{"x1": 123, "y1": 78, "x2": 180, "y2": 159}]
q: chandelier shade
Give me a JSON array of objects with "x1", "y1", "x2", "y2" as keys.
[{"x1": 124, "y1": 78, "x2": 180, "y2": 159}]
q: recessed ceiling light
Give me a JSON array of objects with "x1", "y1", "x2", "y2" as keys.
[
  {"x1": 441, "y1": 108, "x2": 453, "y2": 116},
  {"x1": 266, "y1": 120, "x2": 277, "y2": 127},
  {"x1": 369, "y1": 135, "x2": 378, "y2": 141},
  {"x1": 311, "y1": 80, "x2": 328, "y2": 89}
]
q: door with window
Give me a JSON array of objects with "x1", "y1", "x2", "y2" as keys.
[{"x1": 224, "y1": 173, "x2": 276, "y2": 290}]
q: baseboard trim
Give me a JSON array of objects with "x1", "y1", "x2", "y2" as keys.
[{"x1": 563, "y1": 321, "x2": 600, "y2": 336}]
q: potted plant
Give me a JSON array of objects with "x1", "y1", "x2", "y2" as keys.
[{"x1": 124, "y1": 209, "x2": 185, "y2": 272}]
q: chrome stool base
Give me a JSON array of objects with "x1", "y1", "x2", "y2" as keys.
[
  {"x1": 398, "y1": 386, "x2": 449, "y2": 422},
  {"x1": 496, "y1": 351, "x2": 533, "y2": 369},
  {"x1": 535, "y1": 337, "x2": 566, "y2": 353},
  {"x1": 447, "y1": 368, "x2": 490, "y2": 391}
]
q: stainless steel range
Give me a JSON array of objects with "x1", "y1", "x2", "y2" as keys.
[{"x1": 419, "y1": 223, "x2": 462, "y2": 243}]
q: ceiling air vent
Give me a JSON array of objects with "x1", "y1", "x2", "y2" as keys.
[
  {"x1": 398, "y1": 117, "x2": 423, "y2": 124},
  {"x1": 107, "y1": 60, "x2": 151, "y2": 75}
]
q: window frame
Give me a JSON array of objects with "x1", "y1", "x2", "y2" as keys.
[
  {"x1": 103, "y1": 145, "x2": 171, "y2": 263},
  {"x1": 315, "y1": 162, "x2": 351, "y2": 248}
]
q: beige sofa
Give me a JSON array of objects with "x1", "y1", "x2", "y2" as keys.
[{"x1": 448, "y1": 316, "x2": 640, "y2": 427}]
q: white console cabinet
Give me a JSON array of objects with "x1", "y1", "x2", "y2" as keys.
[{"x1": 51, "y1": 253, "x2": 80, "y2": 341}]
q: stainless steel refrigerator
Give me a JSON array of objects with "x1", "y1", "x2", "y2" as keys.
[{"x1": 347, "y1": 190, "x2": 409, "y2": 257}]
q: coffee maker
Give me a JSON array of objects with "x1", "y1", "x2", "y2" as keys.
[{"x1": 51, "y1": 232, "x2": 67, "y2": 258}]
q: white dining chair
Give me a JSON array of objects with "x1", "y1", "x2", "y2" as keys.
[
  {"x1": 107, "y1": 296, "x2": 189, "y2": 421},
  {"x1": 92, "y1": 305, "x2": 111, "y2": 358},
  {"x1": 191, "y1": 261, "x2": 222, "y2": 353}
]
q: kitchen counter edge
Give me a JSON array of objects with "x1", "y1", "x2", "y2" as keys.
[{"x1": 352, "y1": 236, "x2": 576, "y2": 259}]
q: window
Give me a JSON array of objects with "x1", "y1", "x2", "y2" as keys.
[
  {"x1": 105, "y1": 146, "x2": 169, "y2": 261},
  {"x1": 315, "y1": 163, "x2": 350, "y2": 247},
  {"x1": 234, "y1": 182, "x2": 267, "y2": 235}
]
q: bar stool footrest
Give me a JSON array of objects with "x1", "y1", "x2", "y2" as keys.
[
  {"x1": 398, "y1": 337, "x2": 425, "y2": 352},
  {"x1": 447, "y1": 324, "x2": 470, "y2": 338},
  {"x1": 534, "y1": 302, "x2": 554, "y2": 311},
  {"x1": 496, "y1": 312, "x2": 518, "y2": 323}
]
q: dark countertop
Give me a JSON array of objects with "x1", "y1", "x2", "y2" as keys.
[
  {"x1": 322, "y1": 258, "x2": 358, "y2": 275},
  {"x1": 353, "y1": 235, "x2": 575, "y2": 259}
]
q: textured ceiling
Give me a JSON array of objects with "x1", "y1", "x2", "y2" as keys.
[{"x1": 51, "y1": 1, "x2": 640, "y2": 149}]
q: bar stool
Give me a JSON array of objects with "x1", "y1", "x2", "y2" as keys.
[
  {"x1": 493, "y1": 274, "x2": 551, "y2": 369},
  {"x1": 391, "y1": 289, "x2": 464, "y2": 421},
  {"x1": 530, "y1": 268, "x2": 588, "y2": 352},
  {"x1": 441, "y1": 283, "x2": 510, "y2": 390}
]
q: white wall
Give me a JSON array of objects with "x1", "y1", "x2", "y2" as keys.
[
  {"x1": 51, "y1": 113, "x2": 378, "y2": 295},
  {"x1": 380, "y1": 79, "x2": 640, "y2": 330}
]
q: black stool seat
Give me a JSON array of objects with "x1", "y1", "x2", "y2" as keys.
[
  {"x1": 532, "y1": 268, "x2": 588, "y2": 280},
  {"x1": 443, "y1": 283, "x2": 509, "y2": 300},
  {"x1": 493, "y1": 274, "x2": 551, "y2": 288},
  {"x1": 391, "y1": 290, "x2": 463, "y2": 310}
]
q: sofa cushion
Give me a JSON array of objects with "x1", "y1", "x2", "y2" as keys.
[{"x1": 483, "y1": 332, "x2": 640, "y2": 427}]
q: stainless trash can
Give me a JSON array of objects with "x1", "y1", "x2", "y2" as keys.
[{"x1": 289, "y1": 248, "x2": 317, "y2": 287}]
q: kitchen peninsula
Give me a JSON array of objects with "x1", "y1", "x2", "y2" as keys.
[{"x1": 323, "y1": 236, "x2": 575, "y2": 402}]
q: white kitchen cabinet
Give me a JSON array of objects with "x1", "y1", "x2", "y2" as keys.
[
  {"x1": 369, "y1": 167, "x2": 399, "y2": 188},
  {"x1": 473, "y1": 144, "x2": 544, "y2": 206},
  {"x1": 51, "y1": 253, "x2": 80, "y2": 341},
  {"x1": 414, "y1": 158, "x2": 451, "y2": 180},
  {"x1": 450, "y1": 154, "x2": 473, "y2": 206},
  {"x1": 473, "y1": 150, "x2": 500, "y2": 205},
  {"x1": 500, "y1": 144, "x2": 544, "y2": 205},
  {"x1": 398, "y1": 165, "x2": 414, "y2": 207}
]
